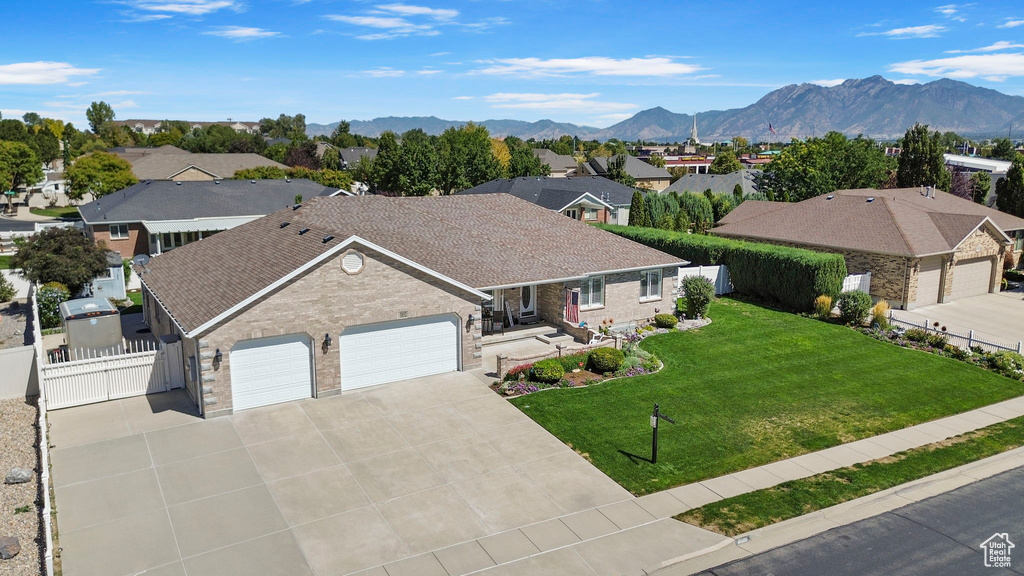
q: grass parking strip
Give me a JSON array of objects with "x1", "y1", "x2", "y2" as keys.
[{"x1": 677, "y1": 416, "x2": 1024, "y2": 536}]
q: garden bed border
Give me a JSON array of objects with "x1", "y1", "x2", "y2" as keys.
[{"x1": 496, "y1": 338, "x2": 618, "y2": 379}]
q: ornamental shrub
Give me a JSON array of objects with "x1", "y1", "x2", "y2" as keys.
[
  {"x1": 596, "y1": 224, "x2": 846, "y2": 312},
  {"x1": 0, "y1": 275, "x2": 15, "y2": 303},
  {"x1": 589, "y1": 347, "x2": 625, "y2": 373},
  {"x1": 654, "y1": 314, "x2": 677, "y2": 329},
  {"x1": 531, "y1": 359, "x2": 565, "y2": 383},
  {"x1": 871, "y1": 300, "x2": 891, "y2": 330},
  {"x1": 682, "y1": 275, "x2": 714, "y2": 319},
  {"x1": 905, "y1": 328, "x2": 929, "y2": 343},
  {"x1": 813, "y1": 295, "x2": 832, "y2": 320},
  {"x1": 926, "y1": 333, "x2": 949, "y2": 349},
  {"x1": 837, "y1": 290, "x2": 872, "y2": 325},
  {"x1": 988, "y1": 352, "x2": 1024, "y2": 380},
  {"x1": 38, "y1": 281, "x2": 70, "y2": 329}
]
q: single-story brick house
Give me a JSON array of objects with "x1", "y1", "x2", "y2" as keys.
[
  {"x1": 584, "y1": 154, "x2": 672, "y2": 191},
  {"x1": 459, "y1": 176, "x2": 636, "y2": 225},
  {"x1": 139, "y1": 194, "x2": 684, "y2": 417},
  {"x1": 79, "y1": 179, "x2": 345, "y2": 258},
  {"x1": 714, "y1": 187, "x2": 1024, "y2": 310}
]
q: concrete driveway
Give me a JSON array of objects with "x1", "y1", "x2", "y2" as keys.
[
  {"x1": 894, "y1": 291, "x2": 1024, "y2": 348},
  {"x1": 48, "y1": 371, "x2": 631, "y2": 576}
]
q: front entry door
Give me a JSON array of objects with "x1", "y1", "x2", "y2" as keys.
[{"x1": 520, "y1": 285, "x2": 536, "y2": 317}]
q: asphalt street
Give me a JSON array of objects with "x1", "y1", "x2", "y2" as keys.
[
  {"x1": 0, "y1": 215, "x2": 39, "y2": 232},
  {"x1": 699, "y1": 466, "x2": 1024, "y2": 576}
]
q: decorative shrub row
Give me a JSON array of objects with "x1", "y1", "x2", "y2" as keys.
[{"x1": 596, "y1": 224, "x2": 847, "y2": 312}]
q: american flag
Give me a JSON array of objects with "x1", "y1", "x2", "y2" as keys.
[
  {"x1": 565, "y1": 289, "x2": 580, "y2": 324},
  {"x1": 768, "y1": 122, "x2": 777, "y2": 135}
]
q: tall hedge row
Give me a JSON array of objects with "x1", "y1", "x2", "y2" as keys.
[{"x1": 597, "y1": 224, "x2": 847, "y2": 312}]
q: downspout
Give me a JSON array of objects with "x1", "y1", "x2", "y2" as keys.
[{"x1": 901, "y1": 258, "x2": 909, "y2": 309}]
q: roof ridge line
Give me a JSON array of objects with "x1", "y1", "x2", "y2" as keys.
[{"x1": 882, "y1": 196, "x2": 921, "y2": 256}]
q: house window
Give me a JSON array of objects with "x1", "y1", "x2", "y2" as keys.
[
  {"x1": 565, "y1": 208, "x2": 579, "y2": 219},
  {"x1": 53, "y1": 183, "x2": 59, "y2": 191},
  {"x1": 580, "y1": 276, "x2": 604, "y2": 309},
  {"x1": 584, "y1": 208, "x2": 599, "y2": 221},
  {"x1": 640, "y1": 269, "x2": 662, "y2": 301},
  {"x1": 109, "y1": 224, "x2": 129, "y2": 240}
]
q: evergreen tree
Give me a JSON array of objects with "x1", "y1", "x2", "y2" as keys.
[
  {"x1": 996, "y1": 156, "x2": 1024, "y2": 218},
  {"x1": 897, "y1": 124, "x2": 952, "y2": 191},
  {"x1": 627, "y1": 190, "x2": 651, "y2": 227},
  {"x1": 970, "y1": 171, "x2": 991, "y2": 205}
]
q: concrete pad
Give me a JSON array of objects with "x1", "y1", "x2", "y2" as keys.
[
  {"x1": 864, "y1": 431, "x2": 920, "y2": 453},
  {"x1": 475, "y1": 547, "x2": 597, "y2": 576},
  {"x1": 488, "y1": 424, "x2": 573, "y2": 465},
  {"x1": 758, "y1": 459, "x2": 816, "y2": 482},
  {"x1": 246, "y1": 432, "x2": 341, "y2": 482},
  {"x1": 231, "y1": 402, "x2": 318, "y2": 445},
  {"x1": 955, "y1": 408, "x2": 1006, "y2": 428},
  {"x1": 910, "y1": 420, "x2": 961, "y2": 440},
  {"x1": 349, "y1": 568, "x2": 389, "y2": 576},
  {"x1": 888, "y1": 426, "x2": 946, "y2": 447},
  {"x1": 55, "y1": 468, "x2": 165, "y2": 532},
  {"x1": 517, "y1": 451, "x2": 631, "y2": 513},
  {"x1": 978, "y1": 402, "x2": 1024, "y2": 420},
  {"x1": 51, "y1": 433, "x2": 151, "y2": 487},
  {"x1": 183, "y1": 530, "x2": 313, "y2": 576},
  {"x1": 519, "y1": 519, "x2": 582, "y2": 552},
  {"x1": 360, "y1": 381, "x2": 444, "y2": 417},
  {"x1": 293, "y1": 507, "x2": 409, "y2": 575},
  {"x1": 598, "y1": 500, "x2": 657, "y2": 530},
  {"x1": 386, "y1": 405, "x2": 475, "y2": 446},
  {"x1": 383, "y1": 552, "x2": 448, "y2": 576},
  {"x1": 419, "y1": 372, "x2": 495, "y2": 404},
  {"x1": 156, "y1": 447, "x2": 262, "y2": 505},
  {"x1": 560, "y1": 509, "x2": 621, "y2": 541},
  {"x1": 635, "y1": 491, "x2": 689, "y2": 519},
  {"x1": 377, "y1": 485, "x2": 491, "y2": 554},
  {"x1": 729, "y1": 467, "x2": 786, "y2": 491},
  {"x1": 59, "y1": 508, "x2": 180, "y2": 576},
  {"x1": 957, "y1": 452, "x2": 1024, "y2": 480},
  {"x1": 453, "y1": 469, "x2": 565, "y2": 532},
  {"x1": 145, "y1": 419, "x2": 241, "y2": 466},
  {"x1": 266, "y1": 465, "x2": 370, "y2": 526},
  {"x1": 573, "y1": 519, "x2": 729, "y2": 576},
  {"x1": 478, "y1": 529, "x2": 542, "y2": 565},
  {"x1": 844, "y1": 438, "x2": 896, "y2": 460},
  {"x1": 321, "y1": 418, "x2": 411, "y2": 463},
  {"x1": 433, "y1": 541, "x2": 496, "y2": 575},
  {"x1": 787, "y1": 452, "x2": 843, "y2": 475},
  {"x1": 135, "y1": 562, "x2": 188, "y2": 576},
  {"x1": 167, "y1": 485, "x2": 288, "y2": 557},
  {"x1": 47, "y1": 399, "x2": 130, "y2": 449},
  {"x1": 416, "y1": 435, "x2": 512, "y2": 483},
  {"x1": 120, "y1": 391, "x2": 201, "y2": 434},
  {"x1": 815, "y1": 445, "x2": 871, "y2": 468},
  {"x1": 346, "y1": 448, "x2": 445, "y2": 503},
  {"x1": 699, "y1": 474, "x2": 754, "y2": 499},
  {"x1": 928, "y1": 414, "x2": 982, "y2": 435},
  {"x1": 667, "y1": 483, "x2": 722, "y2": 509},
  {"x1": 299, "y1": 393, "x2": 381, "y2": 430},
  {"x1": 448, "y1": 394, "x2": 534, "y2": 433}
]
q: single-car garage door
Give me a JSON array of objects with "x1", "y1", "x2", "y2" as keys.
[
  {"x1": 914, "y1": 256, "x2": 943, "y2": 307},
  {"x1": 230, "y1": 333, "x2": 313, "y2": 411},
  {"x1": 340, "y1": 315, "x2": 459, "y2": 390},
  {"x1": 950, "y1": 257, "x2": 994, "y2": 300}
]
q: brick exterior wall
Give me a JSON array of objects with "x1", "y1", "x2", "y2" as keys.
[
  {"x1": 89, "y1": 223, "x2": 149, "y2": 258},
  {"x1": 146, "y1": 246, "x2": 482, "y2": 417},
  {"x1": 574, "y1": 268, "x2": 677, "y2": 329}
]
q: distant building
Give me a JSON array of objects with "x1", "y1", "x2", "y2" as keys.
[
  {"x1": 663, "y1": 169, "x2": 760, "y2": 197},
  {"x1": 689, "y1": 113, "x2": 700, "y2": 145},
  {"x1": 337, "y1": 147, "x2": 378, "y2": 170},
  {"x1": 113, "y1": 119, "x2": 261, "y2": 135},
  {"x1": 584, "y1": 155, "x2": 672, "y2": 191},
  {"x1": 944, "y1": 154, "x2": 1010, "y2": 205},
  {"x1": 532, "y1": 149, "x2": 578, "y2": 177}
]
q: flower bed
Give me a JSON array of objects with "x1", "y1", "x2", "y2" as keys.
[
  {"x1": 492, "y1": 345, "x2": 662, "y2": 397},
  {"x1": 862, "y1": 326, "x2": 1024, "y2": 381}
]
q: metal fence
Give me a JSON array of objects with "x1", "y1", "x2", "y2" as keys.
[{"x1": 889, "y1": 311, "x2": 1022, "y2": 354}]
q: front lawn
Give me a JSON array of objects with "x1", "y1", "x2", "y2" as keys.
[
  {"x1": 29, "y1": 206, "x2": 81, "y2": 219},
  {"x1": 509, "y1": 298, "x2": 1024, "y2": 495}
]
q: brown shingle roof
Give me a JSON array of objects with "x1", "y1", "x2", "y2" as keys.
[
  {"x1": 713, "y1": 188, "x2": 1020, "y2": 257},
  {"x1": 140, "y1": 194, "x2": 685, "y2": 334},
  {"x1": 129, "y1": 153, "x2": 287, "y2": 180}
]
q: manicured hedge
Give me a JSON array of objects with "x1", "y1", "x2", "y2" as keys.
[{"x1": 596, "y1": 224, "x2": 847, "y2": 312}]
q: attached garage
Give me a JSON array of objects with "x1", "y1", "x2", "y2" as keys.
[
  {"x1": 914, "y1": 256, "x2": 943, "y2": 307},
  {"x1": 340, "y1": 315, "x2": 459, "y2": 391},
  {"x1": 950, "y1": 257, "x2": 994, "y2": 301},
  {"x1": 230, "y1": 333, "x2": 314, "y2": 411}
]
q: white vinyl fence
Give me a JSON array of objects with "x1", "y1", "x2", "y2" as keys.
[
  {"x1": 678, "y1": 265, "x2": 733, "y2": 295},
  {"x1": 843, "y1": 272, "x2": 872, "y2": 293},
  {"x1": 889, "y1": 311, "x2": 1022, "y2": 354}
]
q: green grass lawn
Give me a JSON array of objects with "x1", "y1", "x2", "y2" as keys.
[
  {"x1": 119, "y1": 291, "x2": 143, "y2": 314},
  {"x1": 0, "y1": 255, "x2": 11, "y2": 269},
  {"x1": 509, "y1": 298, "x2": 1024, "y2": 495},
  {"x1": 29, "y1": 206, "x2": 81, "y2": 219}
]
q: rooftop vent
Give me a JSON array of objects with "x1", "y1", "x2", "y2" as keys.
[
  {"x1": 299, "y1": 228, "x2": 310, "y2": 235},
  {"x1": 175, "y1": 181, "x2": 181, "y2": 186},
  {"x1": 826, "y1": 194, "x2": 835, "y2": 200},
  {"x1": 251, "y1": 180, "x2": 256, "y2": 184},
  {"x1": 292, "y1": 204, "x2": 302, "y2": 210},
  {"x1": 322, "y1": 235, "x2": 335, "y2": 243},
  {"x1": 866, "y1": 197, "x2": 875, "y2": 203},
  {"x1": 285, "y1": 178, "x2": 291, "y2": 183},
  {"x1": 280, "y1": 222, "x2": 290, "y2": 228}
]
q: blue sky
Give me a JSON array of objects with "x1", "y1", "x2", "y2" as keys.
[{"x1": 2, "y1": 0, "x2": 1023, "y2": 129}]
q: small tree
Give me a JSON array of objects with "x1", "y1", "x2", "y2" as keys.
[
  {"x1": 709, "y1": 150, "x2": 742, "y2": 174},
  {"x1": 86, "y1": 101, "x2": 115, "y2": 135},
  {"x1": 627, "y1": 190, "x2": 651, "y2": 227},
  {"x1": 682, "y1": 275, "x2": 714, "y2": 318},
  {"x1": 606, "y1": 155, "x2": 636, "y2": 187},
  {"x1": 65, "y1": 152, "x2": 137, "y2": 200},
  {"x1": 11, "y1": 227, "x2": 110, "y2": 295},
  {"x1": 0, "y1": 274, "x2": 15, "y2": 303}
]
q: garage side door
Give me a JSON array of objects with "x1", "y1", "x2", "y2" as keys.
[
  {"x1": 340, "y1": 315, "x2": 459, "y2": 391},
  {"x1": 230, "y1": 333, "x2": 313, "y2": 411},
  {"x1": 914, "y1": 256, "x2": 942, "y2": 307},
  {"x1": 950, "y1": 257, "x2": 994, "y2": 300}
]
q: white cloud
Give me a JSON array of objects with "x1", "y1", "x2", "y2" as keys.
[
  {"x1": 452, "y1": 96, "x2": 473, "y2": 100},
  {"x1": 430, "y1": 51, "x2": 450, "y2": 56},
  {"x1": 889, "y1": 53, "x2": 1024, "y2": 80},
  {"x1": 111, "y1": 99, "x2": 140, "y2": 109},
  {"x1": 415, "y1": 69, "x2": 442, "y2": 75},
  {"x1": 362, "y1": 67, "x2": 405, "y2": 77},
  {"x1": 891, "y1": 78, "x2": 921, "y2": 84},
  {"x1": 86, "y1": 90, "x2": 148, "y2": 97},
  {"x1": 858, "y1": 24, "x2": 947, "y2": 38},
  {"x1": 998, "y1": 18, "x2": 1024, "y2": 28},
  {"x1": 325, "y1": 14, "x2": 435, "y2": 39},
  {"x1": 809, "y1": 78, "x2": 846, "y2": 87},
  {"x1": 203, "y1": 26, "x2": 281, "y2": 40},
  {"x1": 374, "y1": 4, "x2": 458, "y2": 20},
  {"x1": 0, "y1": 62, "x2": 100, "y2": 85},
  {"x1": 326, "y1": 3, "x2": 481, "y2": 39},
  {"x1": 129, "y1": 0, "x2": 240, "y2": 16},
  {"x1": 460, "y1": 17, "x2": 509, "y2": 31},
  {"x1": 482, "y1": 92, "x2": 637, "y2": 113},
  {"x1": 120, "y1": 13, "x2": 174, "y2": 22},
  {"x1": 946, "y1": 40, "x2": 1024, "y2": 53},
  {"x1": 472, "y1": 56, "x2": 704, "y2": 78},
  {"x1": 935, "y1": 4, "x2": 967, "y2": 22}
]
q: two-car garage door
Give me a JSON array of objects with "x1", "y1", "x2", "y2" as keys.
[{"x1": 340, "y1": 314, "x2": 459, "y2": 390}]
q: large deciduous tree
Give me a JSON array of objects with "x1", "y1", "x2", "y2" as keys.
[
  {"x1": 86, "y1": 101, "x2": 115, "y2": 134},
  {"x1": 436, "y1": 123, "x2": 501, "y2": 194},
  {"x1": 0, "y1": 141, "x2": 44, "y2": 210},
  {"x1": 709, "y1": 150, "x2": 742, "y2": 174},
  {"x1": 396, "y1": 129, "x2": 438, "y2": 196},
  {"x1": 758, "y1": 132, "x2": 893, "y2": 201},
  {"x1": 897, "y1": 123, "x2": 951, "y2": 191},
  {"x1": 505, "y1": 136, "x2": 548, "y2": 178},
  {"x1": 65, "y1": 152, "x2": 137, "y2": 200},
  {"x1": 11, "y1": 227, "x2": 110, "y2": 295}
]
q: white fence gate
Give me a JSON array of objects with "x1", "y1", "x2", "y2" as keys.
[
  {"x1": 842, "y1": 272, "x2": 872, "y2": 293},
  {"x1": 678, "y1": 265, "x2": 733, "y2": 295}
]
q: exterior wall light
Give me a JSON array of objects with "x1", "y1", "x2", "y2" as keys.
[{"x1": 322, "y1": 333, "x2": 332, "y2": 354}]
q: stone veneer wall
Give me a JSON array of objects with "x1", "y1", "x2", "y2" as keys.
[
  {"x1": 944, "y1": 227, "x2": 1005, "y2": 298},
  {"x1": 573, "y1": 267, "x2": 678, "y2": 329}
]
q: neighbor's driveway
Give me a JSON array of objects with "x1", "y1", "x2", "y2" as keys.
[
  {"x1": 895, "y1": 291, "x2": 1024, "y2": 348},
  {"x1": 48, "y1": 372, "x2": 631, "y2": 576}
]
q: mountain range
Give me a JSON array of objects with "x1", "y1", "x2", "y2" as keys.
[{"x1": 306, "y1": 76, "x2": 1024, "y2": 142}]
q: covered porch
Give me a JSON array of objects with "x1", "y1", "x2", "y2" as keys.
[
  {"x1": 480, "y1": 282, "x2": 565, "y2": 337},
  {"x1": 143, "y1": 216, "x2": 258, "y2": 255}
]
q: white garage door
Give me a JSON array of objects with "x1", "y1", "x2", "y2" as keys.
[
  {"x1": 950, "y1": 257, "x2": 994, "y2": 300},
  {"x1": 914, "y1": 256, "x2": 943, "y2": 307},
  {"x1": 340, "y1": 315, "x2": 459, "y2": 390},
  {"x1": 230, "y1": 333, "x2": 313, "y2": 411}
]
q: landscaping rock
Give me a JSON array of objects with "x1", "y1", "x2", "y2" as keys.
[
  {"x1": 3, "y1": 468, "x2": 31, "y2": 485},
  {"x1": 0, "y1": 536, "x2": 19, "y2": 559}
]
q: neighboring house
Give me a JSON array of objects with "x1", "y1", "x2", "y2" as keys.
[
  {"x1": 584, "y1": 155, "x2": 672, "y2": 191},
  {"x1": 110, "y1": 145, "x2": 188, "y2": 164},
  {"x1": 79, "y1": 179, "x2": 341, "y2": 257},
  {"x1": 113, "y1": 119, "x2": 261, "y2": 135},
  {"x1": 338, "y1": 147, "x2": 378, "y2": 170},
  {"x1": 459, "y1": 176, "x2": 637, "y2": 225},
  {"x1": 714, "y1": 187, "x2": 1024, "y2": 310},
  {"x1": 23, "y1": 173, "x2": 88, "y2": 208},
  {"x1": 664, "y1": 169, "x2": 760, "y2": 197},
  {"x1": 128, "y1": 152, "x2": 288, "y2": 181},
  {"x1": 533, "y1": 149, "x2": 578, "y2": 177},
  {"x1": 138, "y1": 194, "x2": 683, "y2": 416},
  {"x1": 944, "y1": 154, "x2": 1011, "y2": 205}
]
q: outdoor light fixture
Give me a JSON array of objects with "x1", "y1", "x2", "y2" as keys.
[
  {"x1": 322, "y1": 333, "x2": 332, "y2": 354},
  {"x1": 213, "y1": 348, "x2": 223, "y2": 367},
  {"x1": 468, "y1": 313, "x2": 475, "y2": 326}
]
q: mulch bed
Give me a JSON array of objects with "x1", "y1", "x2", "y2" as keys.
[
  {"x1": 562, "y1": 369, "x2": 604, "y2": 387},
  {"x1": 0, "y1": 397, "x2": 43, "y2": 575}
]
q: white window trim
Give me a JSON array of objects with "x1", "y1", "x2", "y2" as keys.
[
  {"x1": 640, "y1": 269, "x2": 662, "y2": 302},
  {"x1": 565, "y1": 208, "x2": 579, "y2": 219},
  {"x1": 580, "y1": 275, "x2": 605, "y2": 309},
  {"x1": 109, "y1": 224, "x2": 129, "y2": 240},
  {"x1": 584, "y1": 207, "x2": 600, "y2": 221}
]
